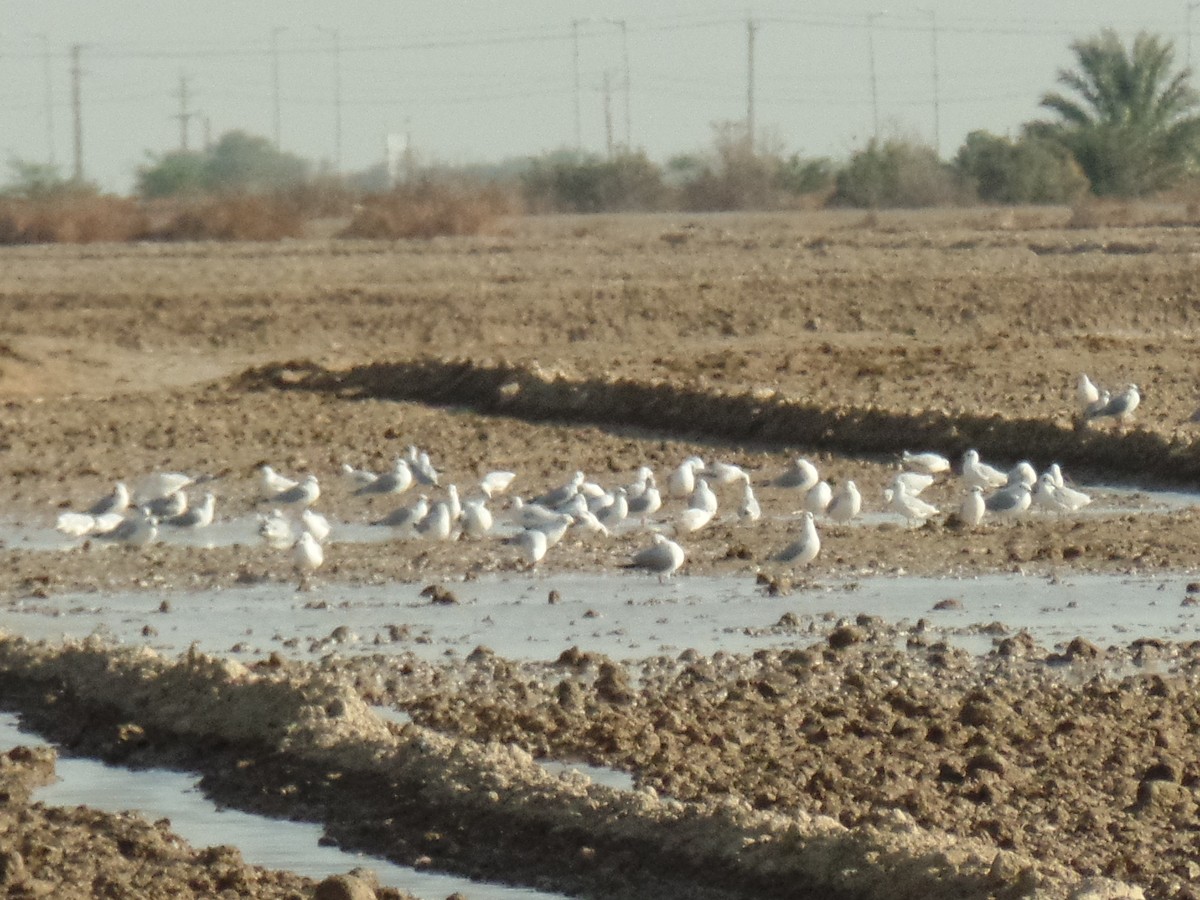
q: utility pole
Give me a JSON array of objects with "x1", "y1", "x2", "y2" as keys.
[
  {"x1": 572, "y1": 19, "x2": 583, "y2": 151},
  {"x1": 38, "y1": 34, "x2": 56, "y2": 167},
  {"x1": 867, "y1": 12, "x2": 883, "y2": 142},
  {"x1": 271, "y1": 27, "x2": 286, "y2": 149},
  {"x1": 172, "y1": 74, "x2": 194, "y2": 152},
  {"x1": 70, "y1": 44, "x2": 83, "y2": 182},
  {"x1": 746, "y1": 17, "x2": 757, "y2": 153},
  {"x1": 920, "y1": 9, "x2": 941, "y2": 156},
  {"x1": 603, "y1": 18, "x2": 631, "y2": 149},
  {"x1": 602, "y1": 70, "x2": 614, "y2": 158},
  {"x1": 1190, "y1": 2, "x2": 1200, "y2": 70},
  {"x1": 317, "y1": 26, "x2": 342, "y2": 171}
]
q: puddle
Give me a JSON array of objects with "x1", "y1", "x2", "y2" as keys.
[
  {"x1": 538, "y1": 759, "x2": 636, "y2": 793},
  {"x1": 2, "y1": 480, "x2": 1197, "y2": 554},
  {"x1": 0, "y1": 713, "x2": 564, "y2": 900},
  {"x1": 2, "y1": 571, "x2": 1199, "y2": 663}
]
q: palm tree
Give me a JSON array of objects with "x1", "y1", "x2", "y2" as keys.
[{"x1": 1031, "y1": 29, "x2": 1200, "y2": 196}]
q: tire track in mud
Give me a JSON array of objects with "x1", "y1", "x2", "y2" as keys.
[{"x1": 235, "y1": 357, "x2": 1200, "y2": 485}]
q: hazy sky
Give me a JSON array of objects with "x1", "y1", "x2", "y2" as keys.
[{"x1": 1, "y1": 1, "x2": 1194, "y2": 192}]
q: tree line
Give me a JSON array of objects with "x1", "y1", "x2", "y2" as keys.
[{"x1": 5, "y1": 29, "x2": 1200, "y2": 212}]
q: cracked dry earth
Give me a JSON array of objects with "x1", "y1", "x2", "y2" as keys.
[{"x1": 2, "y1": 207, "x2": 1200, "y2": 897}]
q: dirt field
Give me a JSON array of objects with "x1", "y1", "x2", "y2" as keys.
[{"x1": 1, "y1": 208, "x2": 1198, "y2": 898}]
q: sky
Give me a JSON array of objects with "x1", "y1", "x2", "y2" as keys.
[{"x1": 0, "y1": 1, "x2": 1195, "y2": 193}]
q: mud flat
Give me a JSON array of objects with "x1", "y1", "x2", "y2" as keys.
[
  {"x1": 0, "y1": 633, "x2": 1152, "y2": 899},
  {"x1": 3, "y1": 210, "x2": 1200, "y2": 897}
]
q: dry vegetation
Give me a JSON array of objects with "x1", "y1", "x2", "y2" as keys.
[{"x1": 338, "y1": 180, "x2": 518, "y2": 239}]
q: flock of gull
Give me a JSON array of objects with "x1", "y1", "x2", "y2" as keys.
[{"x1": 53, "y1": 409, "x2": 1103, "y2": 581}]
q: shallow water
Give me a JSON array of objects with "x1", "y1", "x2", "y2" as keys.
[
  {"x1": 2, "y1": 570, "x2": 1198, "y2": 663},
  {"x1": 4, "y1": 480, "x2": 1197, "y2": 554},
  {"x1": 0, "y1": 713, "x2": 566, "y2": 900}
]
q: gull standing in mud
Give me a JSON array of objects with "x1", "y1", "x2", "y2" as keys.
[
  {"x1": 901, "y1": 450, "x2": 950, "y2": 475},
  {"x1": 165, "y1": 492, "x2": 216, "y2": 530},
  {"x1": 133, "y1": 472, "x2": 193, "y2": 506},
  {"x1": 479, "y1": 470, "x2": 516, "y2": 499},
  {"x1": 826, "y1": 480, "x2": 862, "y2": 525},
  {"x1": 668, "y1": 457, "x2": 705, "y2": 498},
  {"x1": 689, "y1": 478, "x2": 719, "y2": 515},
  {"x1": 985, "y1": 482, "x2": 1032, "y2": 520},
  {"x1": 1085, "y1": 383, "x2": 1140, "y2": 426},
  {"x1": 340, "y1": 462, "x2": 377, "y2": 489},
  {"x1": 87, "y1": 482, "x2": 130, "y2": 517},
  {"x1": 460, "y1": 498, "x2": 494, "y2": 538},
  {"x1": 259, "y1": 465, "x2": 297, "y2": 497},
  {"x1": 273, "y1": 474, "x2": 320, "y2": 508},
  {"x1": 515, "y1": 528, "x2": 548, "y2": 568},
  {"x1": 774, "y1": 511, "x2": 821, "y2": 567},
  {"x1": 300, "y1": 508, "x2": 331, "y2": 541},
  {"x1": 372, "y1": 494, "x2": 429, "y2": 535},
  {"x1": 627, "y1": 478, "x2": 662, "y2": 523},
  {"x1": 258, "y1": 508, "x2": 293, "y2": 549},
  {"x1": 959, "y1": 486, "x2": 986, "y2": 527},
  {"x1": 1076, "y1": 373, "x2": 1101, "y2": 414},
  {"x1": 961, "y1": 449, "x2": 1008, "y2": 490},
  {"x1": 884, "y1": 486, "x2": 939, "y2": 527},
  {"x1": 805, "y1": 480, "x2": 833, "y2": 515},
  {"x1": 355, "y1": 459, "x2": 412, "y2": 497},
  {"x1": 625, "y1": 533, "x2": 685, "y2": 580},
  {"x1": 100, "y1": 507, "x2": 158, "y2": 547},
  {"x1": 773, "y1": 457, "x2": 820, "y2": 491},
  {"x1": 292, "y1": 531, "x2": 324, "y2": 590},
  {"x1": 737, "y1": 477, "x2": 761, "y2": 522}
]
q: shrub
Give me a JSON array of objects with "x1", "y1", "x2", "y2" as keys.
[
  {"x1": 0, "y1": 196, "x2": 149, "y2": 244},
  {"x1": 521, "y1": 150, "x2": 667, "y2": 213},
  {"x1": 149, "y1": 194, "x2": 306, "y2": 242},
  {"x1": 831, "y1": 138, "x2": 970, "y2": 208},
  {"x1": 339, "y1": 180, "x2": 515, "y2": 239},
  {"x1": 955, "y1": 130, "x2": 1089, "y2": 203}
]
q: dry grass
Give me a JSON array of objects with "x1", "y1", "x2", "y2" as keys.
[
  {"x1": 150, "y1": 194, "x2": 306, "y2": 242},
  {"x1": 0, "y1": 196, "x2": 149, "y2": 244},
  {"x1": 339, "y1": 181, "x2": 516, "y2": 240}
]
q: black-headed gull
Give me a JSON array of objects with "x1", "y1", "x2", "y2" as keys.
[
  {"x1": 260, "y1": 465, "x2": 298, "y2": 497},
  {"x1": 884, "y1": 487, "x2": 939, "y2": 526},
  {"x1": 354, "y1": 459, "x2": 412, "y2": 497},
  {"x1": 165, "y1": 492, "x2": 215, "y2": 529},
  {"x1": 774, "y1": 511, "x2": 820, "y2": 566},
  {"x1": 667, "y1": 457, "x2": 704, "y2": 498},
  {"x1": 826, "y1": 480, "x2": 862, "y2": 524},
  {"x1": 984, "y1": 483, "x2": 1031, "y2": 519},
  {"x1": 626, "y1": 533, "x2": 685, "y2": 579},
  {"x1": 1085, "y1": 383, "x2": 1140, "y2": 424},
  {"x1": 901, "y1": 451, "x2": 950, "y2": 475},
  {"x1": 773, "y1": 457, "x2": 819, "y2": 490},
  {"x1": 959, "y1": 486, "x2": 985, "y2": 527},
  {"x1": 87, "y1": 482, "x2": 130, "y2": 517},
  {"x1": 961, "y1": 450, "x2": 1007, "y2": 490},
  {"x1": 273, "y1": 474, "x2": 320, "y2": 507}
]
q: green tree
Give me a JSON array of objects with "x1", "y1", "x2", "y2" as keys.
[
  {"x1": 954, "y1": 130, "x2": 1088, "y2": 203},
  {"x1": 1031, "y1": 29, "x2": 1200, "y2": 196},
  {"x1": 521, "y1": 149, "x2": 666, "y2": 213},
  {"x1": 136, "y1": 130, "x2": 310, "y2": 198},
  {"x1": 2, "y1": 158, "x2": 92, "y2": 198},
  {"x1": 831, "y1": 138, "x2": 968, "y2": 208},
  {"x1": 136, "y1": 151, "x2": 207, "y2": 198}
]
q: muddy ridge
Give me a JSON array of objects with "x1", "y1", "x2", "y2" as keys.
[
  {"x1": 238, "y1": 357, "x2": 1200, "y2": 487},
  {"x1": 0, "y1": 634, "x2": 1140, "y2": 900}
]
